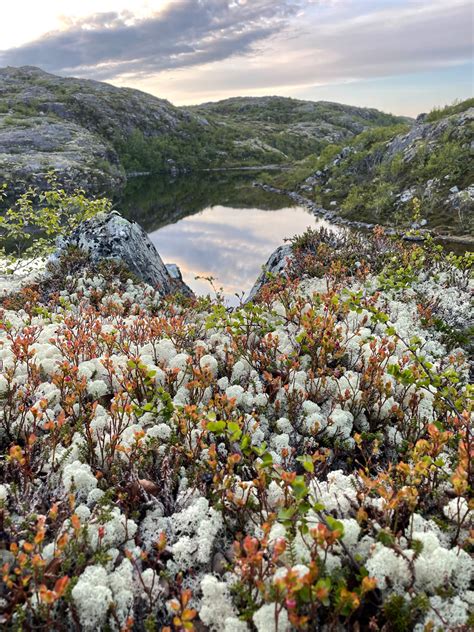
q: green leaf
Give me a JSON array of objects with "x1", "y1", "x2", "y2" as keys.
[
  {"x1": 240, "y1": 434, "x2": 251, "y2": 451},
  {"x1": 207, "y1": 420, "x2": 226, "y2": 434},
  {"x1": 291, "y1": 477, "x2": 308, "y2": 500},
  {"x1": 325, "y1": 516, "x2": 344, "y2": 536},
  {"x1": 377, "y1": 529, "x2": 395, "y2": 546},
  {"x1": 278, "y1": 506, "x2": 296, "y2": 522},
  {"x1": 296, "y1": 455, "x2": 314, "y2": 473},
  {"x1": 259, "y1": 452, "x2": 274, "y2": 468},
  {"x1": 227, "y1": 421, "x2": 242, "y2": 441}
]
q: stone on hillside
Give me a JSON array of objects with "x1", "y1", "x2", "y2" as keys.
[
  {"x1": 247, "y1": 244, "x2": 293, "y2": 302},
  {"x1": 165, "y1": 264, "x2": 182, "y2": 280},
  {"x1": 53, "y1": 211, "x2": 193, "y2": 296}
]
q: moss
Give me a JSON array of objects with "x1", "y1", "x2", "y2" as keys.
[{"x1": 382, "y1": 594, "x2": 429, "y2": 632}]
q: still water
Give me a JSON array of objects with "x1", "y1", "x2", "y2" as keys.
[{"x1": 120, "y1": 172, "x2": 336, "y2": 302}]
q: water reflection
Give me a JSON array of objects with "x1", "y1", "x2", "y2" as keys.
[
  {"x1": 149, "y1": 205, "x2": 334, "y2": 302},
  {"x1": 120, "y1": 173, "x2": 335, "y2": 303},
  {"x1": 119, "y1": 171, "x2": 293, "y2": 232}
]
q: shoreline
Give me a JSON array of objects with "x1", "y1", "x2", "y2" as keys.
[{"x1": 254, "y1": 182, "x2": 474, "y2": 247}]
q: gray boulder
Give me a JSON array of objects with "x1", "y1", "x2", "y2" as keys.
[
  {"x1": 247, "y1": 244, "x2": 293, "y2": 302},
  {"x1": 54, "y1": 211, "x2": 193, "y2": 297}
]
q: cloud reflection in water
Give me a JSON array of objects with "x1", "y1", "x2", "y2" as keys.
[{"x1": 148, "y1": 204, "x2": 335, "y2": 303}]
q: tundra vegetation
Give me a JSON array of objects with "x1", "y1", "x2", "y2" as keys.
[{"x1": 0, "y1": 183, "x2": 472, "y2": 631}]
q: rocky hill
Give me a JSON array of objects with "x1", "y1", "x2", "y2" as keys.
[
  {"x1": 266, "y1": 99, "x2": 474, "y2": 237},
  {"x1": 191, "y1": 95, "x2": 408, "y2": 139},
  {"x1": 0, "y1": 66, "x2": 407, "y2": 196},
  {"x1": 189, "y1": 96, "x2": 407, "y2": 161},
  {"x1": 0, "y1": 66, "x2": 200, "y2": 195}
]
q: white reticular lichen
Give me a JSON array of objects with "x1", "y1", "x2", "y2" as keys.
[{"x1": 71, "y1": 565, "x2": 113, "y2": 631}]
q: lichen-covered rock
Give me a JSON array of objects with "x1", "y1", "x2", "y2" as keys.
[
  {"x1": 54, "y1": 211, "x2": 193, "y2": 296},
  {"x1": 247, "y1": 243, "x2": 293, "y2": 301},
  {"x1": 0, "y1": 65, "x2": 197, "y2": 195}
]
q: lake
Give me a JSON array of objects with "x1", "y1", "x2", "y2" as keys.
[{"x1": 119, "y1": 172, "x2": 337, "y2": 302}]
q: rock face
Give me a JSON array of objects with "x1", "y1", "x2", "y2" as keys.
[
  {"x1": 0, "y1": 66, "x2": 198, "y2": 195},
  {"x1": 247, "y1": 244, "x2": 293, "y2": 302},
  {"x1": 0, "y1": 118, "x2": 124, "y2": 196},
  {"x1": 54, "y1": 211, "x2": 193, "y2": 297},
  {"x1": 384, "y1": 107, "x2": 473, "y2": 162}
]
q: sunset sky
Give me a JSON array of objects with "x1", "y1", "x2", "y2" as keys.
[{"x1": 0, "y1": 0, "x2": 472, "y2": 115}]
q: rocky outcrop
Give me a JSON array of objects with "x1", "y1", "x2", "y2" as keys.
[
  {"x1": 0, "y1": 66, "x2": 200, "y2": 195},
  {"x1": 0, "y1": 118, "x2": 124, "y2": 196},
  {"x1": 384, "y1": 107, "x2": 473, "y2": 163},
  {"x1": 53, "y1": 211, "x2": 193, "y2": 297},
  {"x1": 295, "y1": 103, "x2": 473, "y2": 236},
  {"x1": 247, "y1": 244, "x2": 293, "y2": 302}
]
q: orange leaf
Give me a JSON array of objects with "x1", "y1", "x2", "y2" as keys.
[
  {"x1": 57, "y1": 410, "x2": 66, "y2": 428},
  {"x1": 182, "y1": 608, "x2": 197, "y2": 621},
  {"x1": 57, "y1": 533, "x2": 69, "y2": 549},
  {"x1": 54, "y1": 575, "x2": 70, "y2": 597},
  {"x1": 70, "y1": 514, "x2": 81, "y2": 530},
  {"x1": 39, "y1": 586, "x2": 56, "y2": 604},
  {"x1": 361, "y1": 576, "x2": 377, "y2": 593},
  {"x1": 181, "y1": 589, "x2": 192, "y2": 607}
]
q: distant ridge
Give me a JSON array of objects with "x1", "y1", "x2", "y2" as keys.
[{"x1": 0, "y1": 65, "x2": 408, "y2": 195}]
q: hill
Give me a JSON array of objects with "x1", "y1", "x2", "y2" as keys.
[
  {"x1": 0, "y1": 66, "x2": 407, "y2": 195},
  {"x1": 188, "y1": 96, "x2": 407, "y2": 159},
  {"x1": 265, "y1": 99, "x2": 474, "y2": 236},
  {"x1": 0, "y1": 66, "x2": 200, "y2": 195}
]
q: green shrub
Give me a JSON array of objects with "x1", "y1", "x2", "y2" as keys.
[
  {"x1": 425, "y1": 97, "x2": 474, "y2": 122},
  {"x1": 0, "y1": 172, "x2": 111, "y2": 266}
]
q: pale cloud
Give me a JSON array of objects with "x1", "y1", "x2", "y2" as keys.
[
  {"x1": 0, "y1": 0, "x2": 471, "y2": 114},
  {"x1": 0, "y1": 1, "x2": 167, "y2": 49},
  {"x1": 134, "y1": 0, "x2": 471, "y2": 103},
  {"x1": 0, "y1": 1, "x2": 304, "y2": 77}
]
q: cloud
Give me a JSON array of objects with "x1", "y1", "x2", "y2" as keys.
[
  {"x1": 0, "y1": 0, "x2": 470, "y2": 114},
  {"x1": 141, "y1": 0, "x2": 472, "y2": 103},
  {"x1": 0, "y1": 0, "x2": 304, "y2": 78},
  {"x1": 148, "y1": 203, "x2": 319, "y2": 299}
]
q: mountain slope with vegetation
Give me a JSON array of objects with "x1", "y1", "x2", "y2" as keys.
[
  {"x1": 188, "y1": 96, "x2": 408, "y2": 164},
  {"x1": 0, "y1": 66, "x2": 407, "y2": 196},
  {"x1": 266, "y1": 98, "x2": 474, "y2": 237}
]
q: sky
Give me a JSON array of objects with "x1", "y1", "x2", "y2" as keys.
[{"x1": 0, "y1": 0, "x2": 472, "y2": 116}]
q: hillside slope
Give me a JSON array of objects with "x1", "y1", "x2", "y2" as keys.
[
  {"x1": 267, "y1": 99, "x2": 474, "y2": 236},
  {"x1": 0, "y1": 66, "x2": 408, "y2": 195},
  {"x1": 188, "y1": 96, "x2": 408, "y2": 166},
  {"x1": 0, "y1": 66, "x2": 201, "y2": 194}
]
